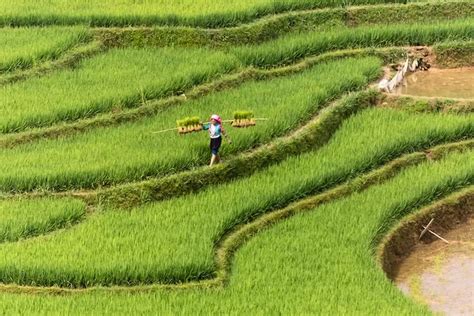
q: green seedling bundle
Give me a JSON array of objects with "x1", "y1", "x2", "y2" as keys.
[
  {"x1": 174, "y1": 111, "x2": 258, "y2": 134},
  {"x1": 0, "y1": 0, "x2": 473, "y2": 313},
  {"x1": 232, "y1": 111, "x2": 256, "y2": 128},
  {"x1": 0, "y1": 47, "x2": 238, "y2": 133},
  {"x1": 176, "y1": 116, "x2": 202, "y2": 134},
  {"x1": 0, "y1": 57, "x2": 380, "y2": 192},
  {"x1": 1, "y1": 108, "x2": 472, "y2": 287}
]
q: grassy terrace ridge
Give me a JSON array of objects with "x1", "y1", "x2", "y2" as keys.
[
  {"x1": 0, "y1": 47, "x2": 239, "y2": 134},
  {"x1": 0, "y1": 0, "x2": 473, "y2": 313},
  {"x1": 0, "y1": 197, "x2": 85, "y2": 243},
  {"x1": 0, "y1": 57, "x2": 380, "y2": 192},
  {"x1": 0, "y1": 138, "x2": 471, "y2": 294},
  {"x1": 381, "y1": 93, "x2": 474, "y2": 114},
  {"x1": 93, "y1": 90, "x2": 382, "y2": 208},
  {"x1": 0, "y1": 26, "x2": 90, "y2": 73},
  {"x1": 93, "y1": 1, "x2": 474, "y2": 48},
  {"x1": 1, "y1": 19, "x2": 471, "y2": 135},
  {"x1": 0, "y1": 147, "x2": 470, "y2": 315},
  {"x1": 434, "y1": 40, "x2": 474, "y2": 68},
  {"x1": 0, "y1": 108, "x2": 471, "y2": 287},
  {"x1": 0, "y1": 40, "x2": 104, "y2": 87},
  {"x1": 233, "y1": 18, "x2": 474, "y2": 67},
  {"x1": 0, "y1": 0, "x2": 408, "y2": 27}
]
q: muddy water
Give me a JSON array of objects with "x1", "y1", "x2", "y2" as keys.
[
  {"x1": 394, "y1": 68, "x2": 474, "y2": 99},
  {"x1": 396, "y1": 218, "x2": 474, "y2": 315}
]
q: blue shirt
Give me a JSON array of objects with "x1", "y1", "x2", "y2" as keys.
[{"x1": 203, "y1": 123, "x2": 221, "y2": 139}]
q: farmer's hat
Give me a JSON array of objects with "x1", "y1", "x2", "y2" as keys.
[{"x1": 210, "y1": 114, "x2": 222, "y2": 124}]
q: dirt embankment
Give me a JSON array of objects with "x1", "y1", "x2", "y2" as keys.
[
  {"x1": 378, "y1": 189, "x2": 474, "y2": 315},
  {"x1": 379, "y1": 189, "x2": 473, "y2": 280},
  {"x1": 395, "y1": 218, "x2": 474, "y2": 315}
]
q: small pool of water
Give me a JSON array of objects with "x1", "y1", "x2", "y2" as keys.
[
  {"x1": 396, "y1": 218, "x2": 474, "y2": 315},
  {"x1": 394, "y1": 67, "x2": 474, "y2": 99}
]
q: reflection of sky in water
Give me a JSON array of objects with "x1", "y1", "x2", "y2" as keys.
[{"x1": 394, "y1": 68, "x2": 474, "y2": 99}]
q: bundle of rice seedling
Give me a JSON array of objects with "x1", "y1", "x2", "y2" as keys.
[
  {"x1": 232, "y1": 110, "x2": 256, "y2": 127},
  {"x1": 177, "y1": 116, "x2": 202, "y2": 134}
]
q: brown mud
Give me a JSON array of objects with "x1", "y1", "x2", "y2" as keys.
[
  {"x1": 396, "y1": 218, "x2": 474, "y2": 315},
  {"x1": 394, "y1": 67, "x2": 474, "y2": 99},
  {"x1": 379, "y1": 188, "x2": 474, "y2": 316}
]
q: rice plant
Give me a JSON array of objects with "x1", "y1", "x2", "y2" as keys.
[
  {"x1": 0, "y1": 26, "x2": 90, "y2": 73},
  {"x1": 0, "y1": 47, "x2": 239, "y2": 133},
  {"x1": 0, "y1": 0, "x2": 472, "y2": 313},
  {"x1": 233, "y1": 18, "x2": 474, "y2": 67},
  {"x1": 0, "y1": 197, "x2": 85, "y2": 243},
  {"x1": 0, "y1": 108, "x2": 470, "y2": 287},
  {"x1": 0, "y1": 57, "x2": 380, "y2": 192},
  {"x1": 0, "y1": 0, "x2": 407, "y2": 27}
]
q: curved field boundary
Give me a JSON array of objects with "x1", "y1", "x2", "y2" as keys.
[
  {"x1": 380, "y1": 95, "x2": 474, "y2": 114},
  {"x1": 0, "y1": 27, "x2": 92, "y2": 74},
  {"x1": 94, "y1": 2, "x2": 474, "y2": 48},
  {"x1": 378, "y1": 185, "x2": 473, "y2": 279},
  {"x1": 233, "y1": 19, "x2": 474, "y2": 68},
  {"x1": 0, "y1": 1, "x2": 417, "y2": 28},
  {"x1": 0, "y1": 40, "x2": 104, "y2": 87},
  {"x1": 433, "y1": 40, "x2": 474, "y2": 68},
  {"x1": 0, "y1": 139, "x2": 470, "y2": 294},
  {"x1": 0, "y1": 3, "x2": 468, "y2": 88},
  {"x1": 2, "y1": 22, "x2": 471, "y2": 136},
  {"x1": 0, "y1": 47, "x2": 406, "y2": 149},
  {"x1": 0, "y1": 197, "x2": 87, "y2": 243},
  {"x1": 91, "y1": 90, "x2": 380, "y2": 208}
]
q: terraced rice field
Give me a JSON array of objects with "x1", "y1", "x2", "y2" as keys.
[
  {"x1": 0, "y1": 26, "x2": 89, "y2": 72},
  {"x1": 0, "y1": 0, "x2": 408, "y2": 27},
  {"x1": 0, "y1": 0, "x2": 472, "y2": 314}
]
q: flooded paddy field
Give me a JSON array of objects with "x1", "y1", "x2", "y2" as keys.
[
  {"x1": 395, "y1": 67, "x2": 474, "y2": 99},
  {"x1": 395, "y1": 217, "x2": 474, "y2": 315}
]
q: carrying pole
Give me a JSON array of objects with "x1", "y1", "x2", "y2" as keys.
[
  {"x1": 152, "y1": 127, "x2": 178, "y2": 134},
  {"x1": 151, "y1": 118, "x2": 269, "y2": 134}
]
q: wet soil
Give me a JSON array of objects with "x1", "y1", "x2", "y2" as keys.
[
  {"x1": 394, "y1": 68, "x2": 474, "y2": 99},
  {"x1": 396, "y1": 217, "x2": 474, "y2": 315}
]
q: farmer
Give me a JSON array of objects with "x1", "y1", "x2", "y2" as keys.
[{"x1": 202, "y1": 114, "x2": 231, "y2": 166}]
